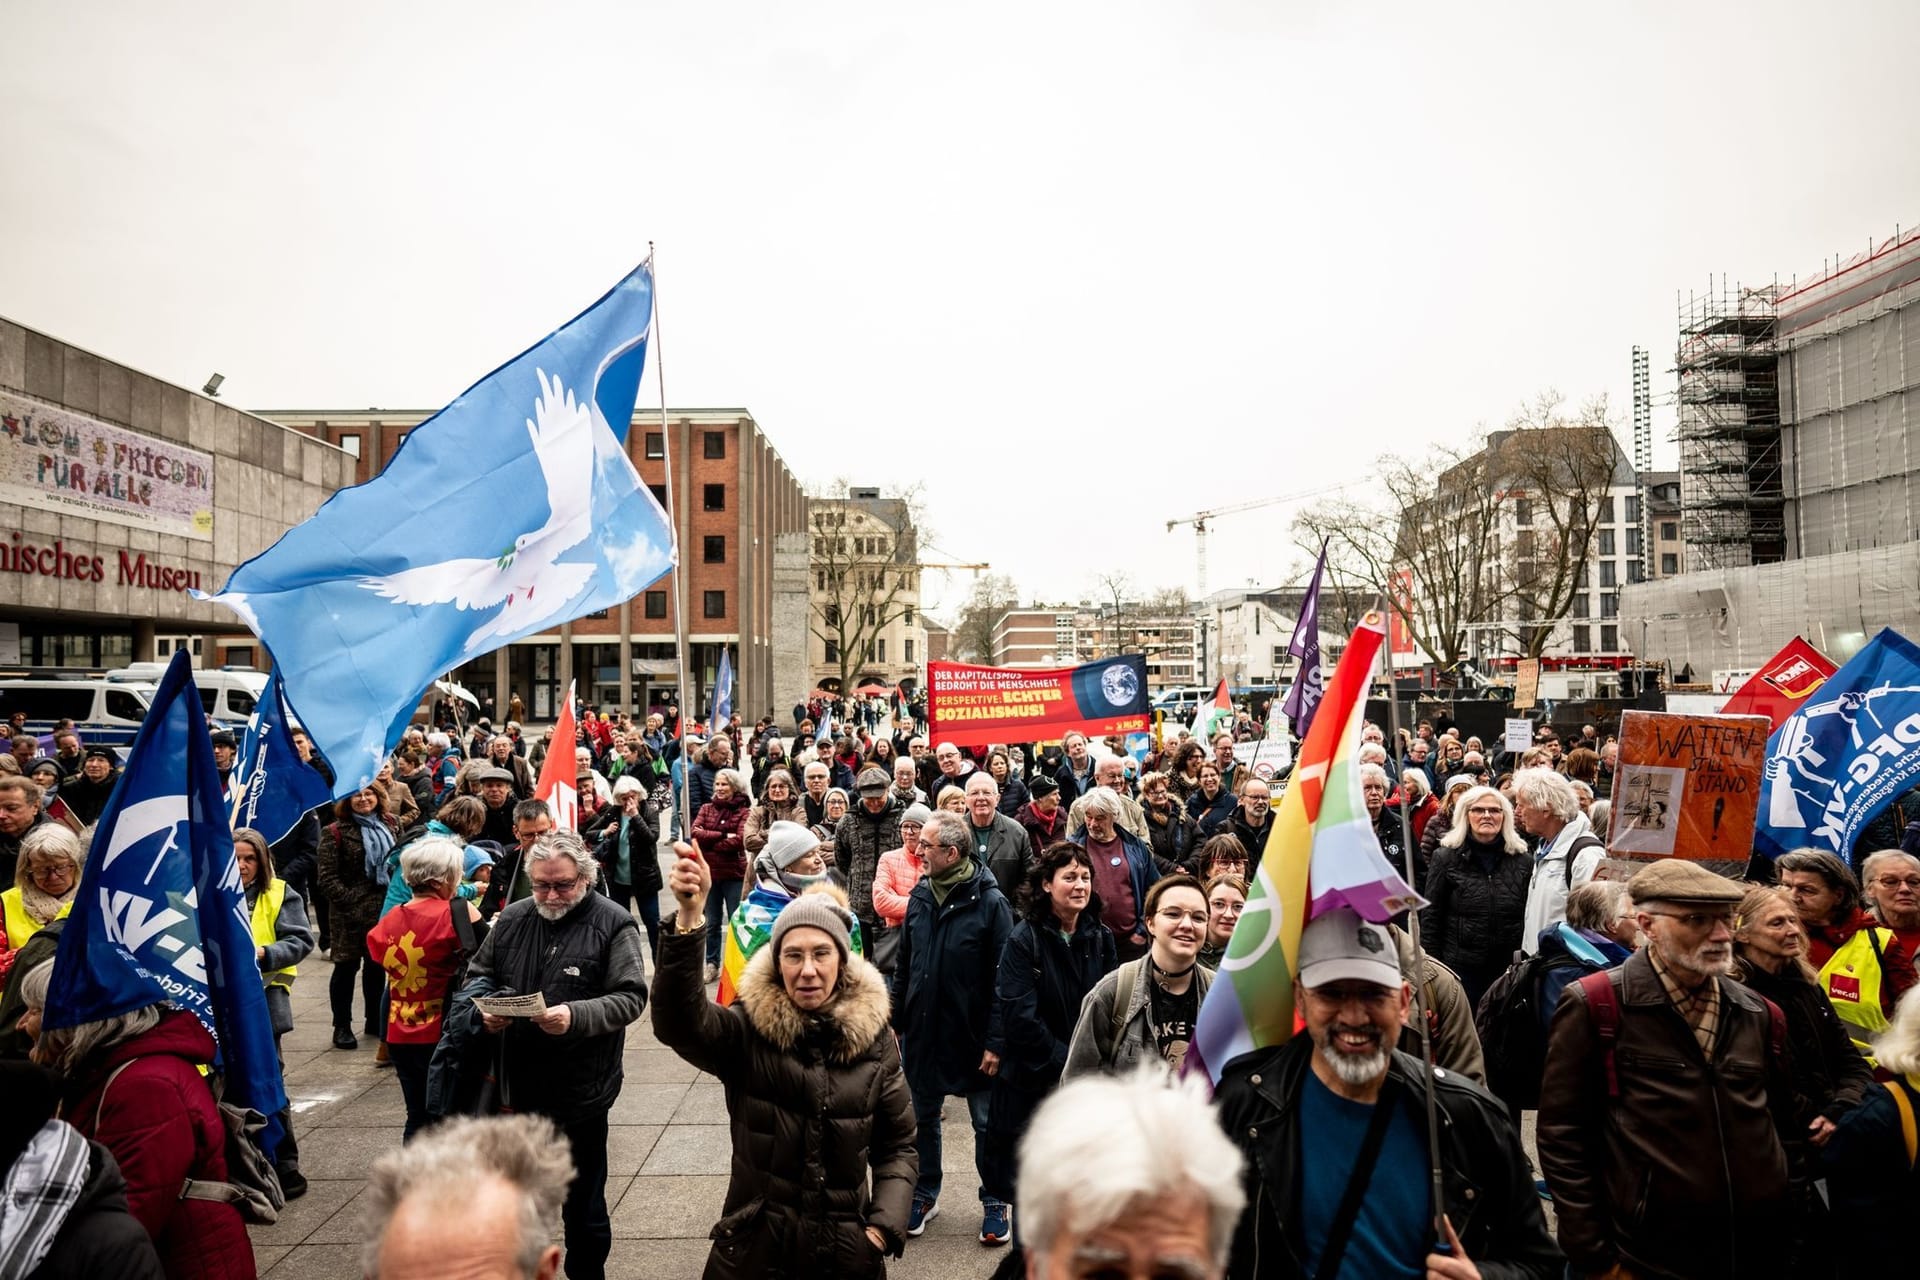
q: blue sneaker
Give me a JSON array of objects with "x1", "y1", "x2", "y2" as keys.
[
  {"x1": 908, "y1": 1197, "x2": 939, "y2": 1237},
  {"x1": 980, "y1": 1200, "x2": 1011, "y2": 1247}
]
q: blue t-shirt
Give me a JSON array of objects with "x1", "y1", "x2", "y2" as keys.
[{"x1": 1298, "y1": 1068, "x2": 1430, "y2": 1279}]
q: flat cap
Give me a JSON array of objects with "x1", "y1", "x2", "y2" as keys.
[
  {"x1": 475, "y1": 765, "x2": 517, "y2": 784},
  {"x1": 1627, "y1": 859, "x2": 1743, "y2": 906}
]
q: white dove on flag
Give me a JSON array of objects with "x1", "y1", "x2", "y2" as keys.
[{"x1": 359, "y1": 369, "x2": 597, "y2": 652}]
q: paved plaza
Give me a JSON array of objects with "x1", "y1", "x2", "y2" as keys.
[{"x1": 248, "y1": 845, "x2": 1002, "y2": 1279}]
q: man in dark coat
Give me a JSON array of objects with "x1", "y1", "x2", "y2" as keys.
[
  {"x1": 55, "y1": 745, "x2": 120, "y2": 828},
  {"x1": 833, "y1": 768, "x2": 901, "y2": 941},
  {"x1": 889, "y1": 810, "x2": 1013, "y2": 1241},
  {"x1": 656, "y1": 844, "x2": 917, "y2": 1277},
  {"x1": 464, "y1": 831, "x2": 648, "y2": 1280},
  {"x1": 0, "y1": 777, "x2": 51, "y2": 894}
]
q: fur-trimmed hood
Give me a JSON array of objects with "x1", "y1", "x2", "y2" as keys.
[{"x1": 735, "y1": 940, "x2": 893, "y2": 1062}]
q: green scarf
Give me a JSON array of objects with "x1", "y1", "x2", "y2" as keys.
[{"x1": 929, "y1": 856, "x2": 974, "y2": 906}]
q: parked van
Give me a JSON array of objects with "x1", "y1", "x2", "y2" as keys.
[
  {"x1": 110, "y1": 664, "x2": 266, "y2": 724},
  {"x1": 0, "y1": 675, "x2": 155, "y2": 749}
]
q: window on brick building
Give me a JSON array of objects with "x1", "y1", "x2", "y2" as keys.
[
  {"x1": 704, "y1": 590, "x2": 725, "y2": 618},
  {"x1": 645, "y1": 433, "x2": 664, "y2": 459},
  {"x1": 703, "y1": 431, "x2": 725, "y2": 459},
  {"x1": 704, "y1": 535, "x2": 725, "y2": 563},
  {"x1": 703, "y1": 484, "x2": 725, "y2": 511},
  {"x1": 644, "y1": 591, "x2": 667, "y2": 619},
  {"x1": 339, "y1": 433, "x2": 361, "y2": 459},
  {"x1": 648, "y1": 483, "x2": 668, "y2": 508}
]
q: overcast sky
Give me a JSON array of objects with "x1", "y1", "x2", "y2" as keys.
[{"x1": 6, "y1": 2, "x2": 1919, "y2": 623}]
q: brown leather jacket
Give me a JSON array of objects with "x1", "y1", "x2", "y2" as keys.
[{"x1": 1536, "y1": 949, "x2": 1806, "y2": 1280}]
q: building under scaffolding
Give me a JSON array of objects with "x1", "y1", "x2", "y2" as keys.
[{"x1": 1676, "y1": 283, "x2": 1784, "y2": 569}]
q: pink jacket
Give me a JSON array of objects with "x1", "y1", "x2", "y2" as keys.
[{"x1": 871, "y1": 846, "x2": 926, "y2": 928}]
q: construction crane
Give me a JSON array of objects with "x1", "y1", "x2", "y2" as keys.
[
  {"x1": 920, "y1": 561, "x2": 990, "y2": 573},
  {"x1": 1166, "y1": 482, "x2": 1353, "y2": 598}
]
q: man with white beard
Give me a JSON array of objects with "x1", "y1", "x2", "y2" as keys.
[
  {"x1": 1213, "y1": 908, "x2": 1558, "y2": 1280},
  {"x1": 463, "y1": 830, "x2": 648, "y2": 1280}
]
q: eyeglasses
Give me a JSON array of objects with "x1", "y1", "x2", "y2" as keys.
[
  {"x1": 530, "y1": 876, "x2": 581, "y2": 895},
  {"x1": 1643, "y1": 909, "x2": 1733, "y2": 930},
  {"x1": 1466, "y1": 806, "x2": 1505, "y2": 817},
  {"x1": 1874, "y1": 876, "x2": 1920, "y2": 890},
  {"x1": 1209, "y1": 900, "x2": 1245, "y2": 916},
  {"x1": 1155, "y1": 908, "x2": 1209, "y2": 926}
]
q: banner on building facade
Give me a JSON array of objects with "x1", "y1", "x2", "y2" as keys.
[
  {"x1": 1610, "y1": 710, "x2": 1770, "y2": 860},
  {"x1": 0, "y1": 391, "x2": 215, "y2": 540},
  {"x1": 927, "y1": 655, "x2": 1150, "y2": 747}
]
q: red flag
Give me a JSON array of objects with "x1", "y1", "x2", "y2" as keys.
[
  {"x1": 535, "y1": 681, "x2": 580, "y2": 831},
  {"x1": 1719, "y1": 637, "x2": 1837, "y2": 730}
]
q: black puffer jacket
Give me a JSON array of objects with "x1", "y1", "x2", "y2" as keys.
[
  {"x1": 1216, "y1": 1037, "x2": 1562, "y2": 1280},
  {"x1": 1421, "y1": 835, "x2": 1532, "y2": 987},
  {"x1": 651, "y1": 928, "x2": 917, "y2": 1278},
  {"x1": 1737, "y1": 960, "x2": 1873, "y2": 1124},
  {"x1": 987, "y1": 908, "x2": 1118, "y2": 1092},
  {"x1": 16, "y1": 1137, "x2": 165, "y2": 1280},
  {"x1": 315, "y1": 814, "x2": 398, "y2": 958}
]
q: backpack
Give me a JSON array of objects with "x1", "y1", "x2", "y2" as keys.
[
  {"x1": 1473, "y1": 949, "x2": 1558, "y2": 1108},
  {"x1": 97, "y1": 1058, "x2": 286, "y2": 1225},
  {"x1": 1562, "y1": 833, "x2": 1605, "y2": 888},
  {"x1": 1576, "y1": 968, "x2": 1787, "y2": 1098}
]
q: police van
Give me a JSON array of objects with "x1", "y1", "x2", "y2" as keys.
[
  {"x1": 0, "y1": 673, "x2": 155, "y2": 750},
  {"x1": 110, "y1": 663, "x2": 265, "y2": 724}
]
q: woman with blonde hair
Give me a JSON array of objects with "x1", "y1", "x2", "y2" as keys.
[
  {"x1": 1420, "y1": 785, "x2": 1531, "y2": 1006},
  {"x1": 2, "y1": 823, "x2": 84, "y2": 949}
]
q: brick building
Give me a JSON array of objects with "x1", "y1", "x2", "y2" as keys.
[{"x1": 265, "y1": 407, "x2": 804, "y2": 723}]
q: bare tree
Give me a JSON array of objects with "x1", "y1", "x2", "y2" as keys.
[
  {"x1": 808, "y1": 484, "x2": 927, "y2": 690},
  {"x1": 1089, "y1": 574, "x2": 1192, "y2": 661},
  {"x1": 951, "y1": 572, "x2": 1020, "y2": 663},
  {"x1": 1490, "y1": 393, "x2": 1627, "y2": 657}
]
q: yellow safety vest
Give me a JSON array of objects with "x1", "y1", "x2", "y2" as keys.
[
  {"x1": 1, "y1": 887, "x2": 71, "y2": 949},
  {"x1": 250, "y1": 878, "x2": 298, "y2": 990},
  {"x1": 1819, "y1": 926, "x2": 1893, "y2": 1065}
]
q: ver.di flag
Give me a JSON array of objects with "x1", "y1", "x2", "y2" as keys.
[
  {"x1": 44, "y1": 650, "x2": 288, "y2": 1157},
  {"x1": 199, "y1": 261, "x2": 677, "y2": 797},
  {"x1": 1755, "y1": 627, "x2": 1920, "y2": 861},
  {"x1": 1721, "y1": 636, "x2": 1837, "y2": 730},
  {"x1": 1186, "y1": 610, "x2": 1423, "y2": 1088},
  {"x1": 230, "y1": 668, "x2": 332, "y2": 847}
]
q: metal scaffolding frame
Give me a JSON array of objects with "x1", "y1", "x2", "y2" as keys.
[{"x1": 1676, "y1": 280, "x2": 1785, "y2": 569}]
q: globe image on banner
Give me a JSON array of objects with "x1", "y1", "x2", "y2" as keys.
[{"x1": 1101, "y1": 663, "x2": 1140, "y2": 708}]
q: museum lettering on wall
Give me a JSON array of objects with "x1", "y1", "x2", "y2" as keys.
[{"x1": 0, "y1": 534, "x2": 202, "y2": 593}]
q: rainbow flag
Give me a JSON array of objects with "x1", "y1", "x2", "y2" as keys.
[
  {"x1": 1186, "y1": 610, "x2": 1425, "y2": 1086},
  {"x1": 716, "y1": 882, "x2": 866, "y2": 1006}
]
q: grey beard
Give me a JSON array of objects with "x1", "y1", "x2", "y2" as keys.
[
  {"x1": 535, "y1": 890, "x2": 588, "y2": 921},
  {"x1": 1317, "y1": 1031, "x2": 1390, "y2": 1087}
]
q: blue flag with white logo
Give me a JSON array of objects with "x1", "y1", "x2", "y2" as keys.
[
  {"x1": 711, "y1": 649, "x2": 734, "y2": 729},
  {"x1": 198, "y1": 262, "x2": 677, "y2": 798},
  {"x1": 45, "y1": 649, "x2": 288, "y2": 1157},
  {"x1": 231, "y1": 669, "x2": 332, "y2": 847},
  {"x1": 1755, "y1": 627, "x2": 1920, "y2": 862}
]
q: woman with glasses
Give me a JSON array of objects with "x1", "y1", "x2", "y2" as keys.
[
  {"x1": 1062, "y1": 874, "x2": 1215, "y2": 1078},
  {"x1": 742, "y1": 768, "x2": 803, "y2": 855},
  {"x1": 1198, "y1": 873, "x2": 1245, "y2": 970},
  {"x1": 1864, "y1": 849, "x2": 1920, "y2": 957},
  {"x1": 1420, "y1": 786, "x2": 1532, "y2": 1007},
  {"x1": 1194, "y1": 833, "x2": 1249, "y2": 884}
]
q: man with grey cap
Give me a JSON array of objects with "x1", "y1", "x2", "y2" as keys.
[
  {"x1": 834, "y1": 766, "x2": 902, "y2": 942},
  {"x1": 1214, "y1": 907, "x2": 1559, "y2": 1280},
  {"x1": 1539, "y1": 860, "x2": 1804, "y2": 1280},
  {"x1": 656, "y1": 835, "x2": 918, "y2": 1276}
]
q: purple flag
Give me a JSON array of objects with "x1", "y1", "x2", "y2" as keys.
[{"x1": 1279, "y1": 540, "x2": 1327, "y2": 736}]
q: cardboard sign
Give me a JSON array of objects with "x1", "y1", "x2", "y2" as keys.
[
  {"x1": 1609, "y1": 711, "x2": 1770, "y2": 861},
  {"x1": 1503, "y1": 719, "x2": 1534, "y2": 754},
  {"x1": 1513, "y1": 659, "x2": 1541, "y2": 710}
]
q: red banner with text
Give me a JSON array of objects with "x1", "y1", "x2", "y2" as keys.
[{"x1": 927, "y1": 656, "x2": 1151, "y2": 748}]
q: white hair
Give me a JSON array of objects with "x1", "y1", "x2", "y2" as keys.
[
  {"x1": 1512, "y1": 767, "x2": 1580, "y2": 823},
  {"x1": 1357, "y1": 742, "x2": 1388, "y2": 767},
  {"x1": 1080, "y1": 785, "x2": 1123, "y2": 819},
  {"x1": 1439, "y1": 786, "x2": 1526, "y2": 854},
  {"x1": 426, "y1": 732, "x2": 450, "y2": 751},
  {"x1": 525, "y1": 829, "x2": 599, "y2": 885},
  {"x1": 964, "y1": 771, "x2": 999, "y2": 796},
  {"x1": 1018, "y1": 1068, "x2": 1245, "y2": 1270},
  {"x1": 400, "y1": 836, "x2": 467, "y2": 891},
  {"x1": 362, "y1": 1114, "x2": 573, "y2": 1279},
  {"x1": 1356, "y1": 763, "x2": 1390, "y2": 790},
  {"x1": 1399, "y1": 770, "x2": 1429, "y2": 801}
]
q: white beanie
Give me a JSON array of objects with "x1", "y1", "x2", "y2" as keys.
[{"x1": 763, "y1": 820, "x2": 822, "y2": 871}]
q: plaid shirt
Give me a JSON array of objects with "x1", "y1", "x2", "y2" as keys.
[{"x1": 1648, "y1": 940, "x2": 1721, "y2": 1060}]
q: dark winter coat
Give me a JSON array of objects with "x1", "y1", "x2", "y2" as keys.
[
  {"x1": 1737, "y1": 960, "x2": 1874, "y2": 1125},
  {"x1": 53, "y1": 770, "x2": 118, "y2": 828},
  {"x1": 1230, "y1": 810, "x2": 1276, "y2": 874},
  {"x1": 15, "y1": 1139, "x2": 165, "y2": 1280},
  {"x1": 65, "y1": 1011, "x2": 257, "y2": 1280},
  {"x1": 1215, "y1": 1036, "x2": 1561, "y2": 1280},
  {"x1": 652, "y1": 928, "x2": 917, "y2": 1278},
  {"x1": 692, "y1": 792, "x2": 752, "y2": 884},
  {"x1": 1186, "y1": 786, "x2": 1237, "y2": 838},
  {"x1": 1421, "y1": 835, "x2": 1533, "y2": 987},
  {"x1": 463, "y1": 890, "x2": 649, "y2": 1125},
  {"x1": 834, "y1": 798, "x2": 903, "y2": 932},
  {"x1": 315, "y1": 813, "x2": 399, "y2": 959},
  {"x1": 1016, "y1": 801, "x2": 1071, "y2": 862},
  {"x1": 1822, "y1": 1075, "x2": 1920, "y2": 1265},
  {"x1": 595, "y1": 803, "x2": 663, "y2": 895},
  {"x1": 965, "y1": 810, "x2": 1035, "y2": 901},
  {"x1": 987, "y1": 909, "x2": 1118, "y2": 1092},
  {"x1": 994, "y1": 774, "x2": 1031, "y2": 818},
  {"x1": 889, "y1": 857, "x2": 1014, "y2": 1096}
]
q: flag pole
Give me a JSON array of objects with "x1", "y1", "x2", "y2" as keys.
[
  {"x1": 1375, "y1": 596, "x2": 1448, "y2": 1249},
  {"x1": 649, "y1": 243, "x2": 695, "y2": 828}
]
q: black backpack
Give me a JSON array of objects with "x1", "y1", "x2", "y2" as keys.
[{"x1": 1473, "y1": 948, "x2": 1557, "y2": 1109}]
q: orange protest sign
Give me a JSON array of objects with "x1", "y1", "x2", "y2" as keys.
[{"x1": 1609, "y1": 711, "x2": 1770, "y2": 861}]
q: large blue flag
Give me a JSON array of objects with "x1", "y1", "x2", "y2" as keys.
[
  {"x1": 1279, "y1": 539, "x2": 1328, "y2": 737},
  {"x1": 231, "y1": 669, "x2": 332, "y2": 847},
  {"x1": 45, "y1": 650, "x2": 288, "y2": 1156},
  {"x1": 711, "y1": 649, "x2": 734, "y2": 729},
  {"x1": 199, "y1": 262, "x2": 677, "y2": 797},
  {"x1": 1755, "y1": 627, "x2": 1920, "y2": 861}
]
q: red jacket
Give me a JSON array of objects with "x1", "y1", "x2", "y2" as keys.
[
  {"x1": 1807, "y1": 906, "x2": 1918, "y2": 1018},
  {"x1": 692, "y1": 793, "x2": 751, "y2": 883},
  {"x1": 67, "y1": 1010, "x2": 257, "y2": 1280}
]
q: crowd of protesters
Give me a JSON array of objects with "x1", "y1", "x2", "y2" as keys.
[{"x1": 7, "y1": 695, "x2": 1920, "y2": 1279}]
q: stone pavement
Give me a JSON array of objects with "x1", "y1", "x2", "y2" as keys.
[{"x1": 248, "y1": 862, "x2": 1004, "y2": 1278}]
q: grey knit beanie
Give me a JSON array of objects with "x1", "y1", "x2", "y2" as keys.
[
  {"x1": 763, "y1": 820, "x2": 822, "y2": 871},
  {"x1": 768, "y1": 891, "x2": 854, "y2": 967}
]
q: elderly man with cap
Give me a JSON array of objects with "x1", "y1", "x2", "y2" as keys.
[
  {"x1": 834, "y1": 767, "x2": 903, "y2": 944},
  {"x1": 1214, "y1": 907, "x2": 1560, "y2": 1280},
  {"x1": 1539, "y1": 860, "x2": 1806, "y2": 1280},
  {"x1": 656, "y1": 835, "x2": 918, "y2": 1278},
  {"x1": 57, "y1": 744, "x2": 120, "y2": 828},
  {"x1": 473, "y1": 765, "x2": 522, "y2": 848}
]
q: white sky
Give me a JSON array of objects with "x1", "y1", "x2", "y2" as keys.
[{"x1": 6, "y1": 1, "x2": 1920, "y2": 624}]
